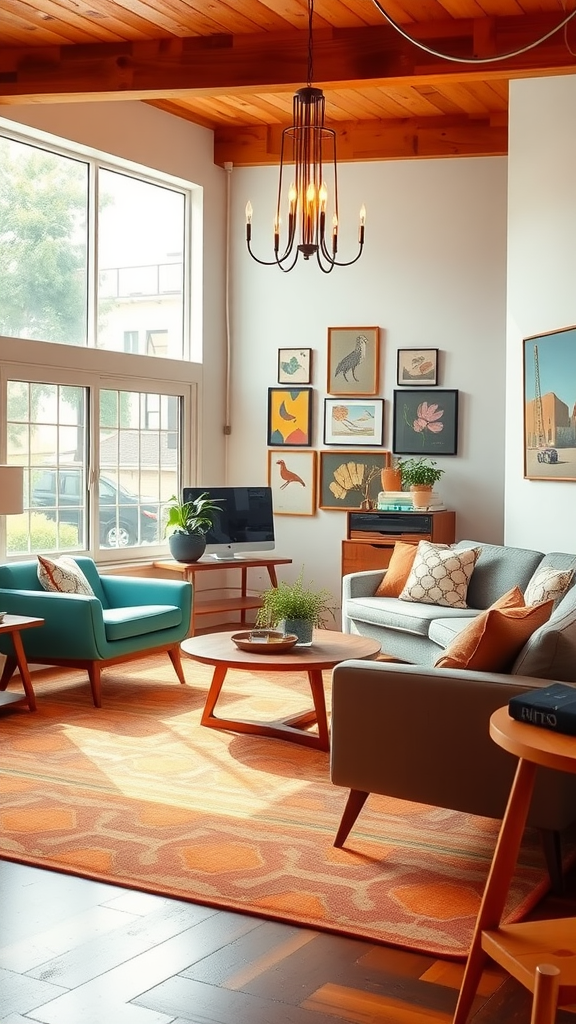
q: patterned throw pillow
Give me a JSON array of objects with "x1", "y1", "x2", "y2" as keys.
[
  {"x1": 524, "y1": 565, "x2": 574, "y2": 606},
  {"x1": 399, "y1": 540, "x2": 481, "y2": 609},
  {"x1": 37, "y1": 555, "x2": 95, "y2": 596}
]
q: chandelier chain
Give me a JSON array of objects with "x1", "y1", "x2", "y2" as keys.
[{"x1": 307, "y1": 0, "x2": 314, "y2": 86}]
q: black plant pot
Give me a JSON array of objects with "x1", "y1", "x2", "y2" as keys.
[{"x1": 168, "y1": 532, "x2": 207, "y2": 563}]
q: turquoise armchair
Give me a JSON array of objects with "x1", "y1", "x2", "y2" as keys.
[{"x1": 0, "y1": 558, "x2": 193, "y2": 707}]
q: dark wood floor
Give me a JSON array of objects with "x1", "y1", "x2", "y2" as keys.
[{"x1": 2, "y1": 858, "x2": 576, "y2": 1024}]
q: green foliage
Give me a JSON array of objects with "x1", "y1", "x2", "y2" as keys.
[
  {"x1": 163, "y1": 492, "x2": 223, "y2": 537},
  {"x1": 256, "y1": 569, "x2": 333, "y2": 628},
  {"x1": 398, "y1": 457, "x2": 445, "y2": 488},
  {"x1": 7, "y1": 513, "x2": 79, "y2": 554}
]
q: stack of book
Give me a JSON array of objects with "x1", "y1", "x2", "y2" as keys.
[{"x1": 377, "y1": 491, "x2": 446, "y2": 511}]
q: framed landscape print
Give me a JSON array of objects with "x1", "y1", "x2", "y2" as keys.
[
  {"x1": 268, "y1": 449, "x2": 317, "y2": 515},
  {"x1": 319, "y1": 450, "x2": 388, "y2": 510},
  {"x1": 523, "y1": 325, "x2": 576, "y2": 481},
  {"x1": 327, "y1": 326, "x2": 380, "y2": 396},
  {"x1": 277, "y1": 348, "x2": 312, "y2": 385},
  {"x1": 393, "y1": 389, "x2": 458, "y2": 455},
  {"x1": 397, "y1": 348, "x2": 438, "y2": 386},
  {"x1": 267, "y1": 387, "x2": 312, "y2": 447},
  {"x1": 323, "y1": 398, "x2": 384, "y2": 446}
]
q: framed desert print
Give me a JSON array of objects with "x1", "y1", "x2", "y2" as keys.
[
  {"x1": 523, "y1": 325, "x2": 576, "y2": 480},
  {"x1": 267, "y1": 387, "x2": 312, "y2": 447},
  {"x1": 393, "y1": 389, "x2": 458, "y2": 455},
  {"x1": 268, "y1": 449, "x2": 317, "y2": 515},
  {"x1": 397, "y1": 348, "x2": 438, "y2": 386},
  {"x1": 327, "y1": 326, "x2": 380, "y2": 396},
  {"x1": 319, "y1": 450, "x2": 388, "y2": 510},
  {"x1": 277, "y1": 348, "x2": 312, "y2": 385},
  {"x1": 323, "y1": 398, "x2": 384, "y2": 446}
]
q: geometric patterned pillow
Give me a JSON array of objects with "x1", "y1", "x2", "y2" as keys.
[
  {"x1": 37, "y1": 554, "x2": 95, "y2": 596},
  {"x1": 399, "y1": 540, "x2": 482, "y2": 609},
  {"x1": 524, "y1": 565, "x2": 574, "y2": 607}
]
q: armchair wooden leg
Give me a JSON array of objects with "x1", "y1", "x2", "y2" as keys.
[
  {"x1": 0, "y1": 656, "x2": 17, "y2": 690},
  {"x1": 539, "y1": 828, "x2": 563, "y2": 895},
  {"x1": 334, "y1": 790, "x2": 369, "y2": 848},
  {"x1": 168, "y1": 645, "x2": 186, "y2": 685},
  {"x1": 88, "y1": 663, "x2": 102, "y2": 708}
]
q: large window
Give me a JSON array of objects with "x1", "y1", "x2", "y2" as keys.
[{"x1": 0, "y1": 133, "x2": 190, "y2": 360}]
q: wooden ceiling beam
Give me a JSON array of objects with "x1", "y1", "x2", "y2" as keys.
[
  {"x1": 0, "y1": 16, "x2": 575, "y2": 103},
  {"x1": 213, "y1": 115, "x2": 509, "y2": 166}
]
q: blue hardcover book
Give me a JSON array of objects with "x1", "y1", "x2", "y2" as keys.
[{"x1": 508, "y1": 683, "x2": 576, "y2": 735}]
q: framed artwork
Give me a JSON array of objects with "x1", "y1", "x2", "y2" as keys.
[
  {"x1": 319, "y1": 450, "x2": 388, "y2": 510},
  {"x1": 327, "y1": 326, "x2": 380, "y2": 396},
  {"x1": 397, "y1": 348, "x2": 438, "y2": 386},
  {"x1": 523, "y1": 325, "x2": 576, "y2": 481},
  {"x1": 268, "y1": 449, "x2": 317, "y2": 515},
  {"x1": 393, "y1": 389, "x2": 459, "y2": 455},
  {"x1": 323, "y1": 398, "x2": 384, "y2": 446},
  {"x1": 267, "y1": 387, "x2": 312, "y2": 447},
  {"x1": 277, "y1": 348, "x2": 312, "y2": 385}
]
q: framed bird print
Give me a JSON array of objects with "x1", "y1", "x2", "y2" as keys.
[
  {"x1": 268, "y1": 449, "x2": 317, "y2": 515},
  {"x1": 267, "y1": 387, "x2": 312, "y2": 447},
  {"x1": 277, "y1": 348, "x2": 312, "y2": 384},
  {"x1": 327, "y1": 326, "x2": 380, "y2": 396},
  {"x1": 323, "y1": 398, "x2": 384, "y2": 445}
]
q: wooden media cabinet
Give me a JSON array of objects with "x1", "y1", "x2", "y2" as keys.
[{"x1": 342, "y1": 509, "x2": 456, "y2": 576}]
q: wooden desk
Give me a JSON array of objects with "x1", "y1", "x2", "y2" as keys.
[
  {"x1": 153, "y1": 555, "x2": 292, "y2": 635},
  {"x1": 453, "y1": 706, "x2": 576, "y2": 1024},
  {"x1": 0, "y1": 614, "x2": 45, "y2": 712}
]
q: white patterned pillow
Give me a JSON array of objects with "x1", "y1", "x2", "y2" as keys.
[
  {"x1": 524, "y1": 565, "x2": 574, "y2": 607},
  {"x1": 37, "y1": 555, "x2": 95, "y2": 596},
  {"x1": 399, "y1": 541, "x2": 481, "y2": 609}
]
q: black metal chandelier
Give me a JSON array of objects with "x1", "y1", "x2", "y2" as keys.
[{"x1": 245, "y1": 0, "x2": 365, "y2": 274}]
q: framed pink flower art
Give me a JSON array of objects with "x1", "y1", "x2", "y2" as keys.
[{"x1": 392, "y1": 389, "x2": 458, "y2": 455}]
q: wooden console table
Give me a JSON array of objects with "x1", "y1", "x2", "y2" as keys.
[
  {"x1": 0, "y1": 614, "x2": 45, "y2": 712},
  {"x1": 453, "y1": 706, "x2": 576, "y2": 1024},
  {"x1": 153, "y1": 555, "x2": 292, "y2": 635},
  {"x1": 342, "y1": 508, "x2": 456, "y2": 576}
]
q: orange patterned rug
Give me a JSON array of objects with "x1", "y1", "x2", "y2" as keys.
[{"x1": 0, "y1": 653, "x2": 563, "y2": 958}]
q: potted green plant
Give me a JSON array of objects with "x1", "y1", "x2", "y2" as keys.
[
  {"x1": 164, "y1": 491, "x2": 223, "y2": 563},
  {"x1": 398, "y1": 457, "x2": 445, "y2": 507},
  {"x1": 255, "y1": 568, "x2": 333, "y2": 646}
]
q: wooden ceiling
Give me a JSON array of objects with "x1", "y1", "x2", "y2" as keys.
[{"x1": 1, "y1": 0, "x2": 576, "y2": 165}]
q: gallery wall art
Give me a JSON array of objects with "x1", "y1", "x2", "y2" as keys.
[
  {"x1": 523, "y1": 325, "x2": 576, "y2": 481},
  {"x1": 323, "y1": 399, "x2": 384, "y2": 445},
  {"x1": 268, "y1": 449, "x2": 317, "y2": 515},
  {"x1": 327, "y1": 327, "x2": 380, "y2": 396},
  {"x1": 319, "y1": 450, "x2": 388, "y2": 510},
  {"x1": 393, "y1": 389, "x2": 458, "y2": 455},
  {"x1": 267, "y1": 387, "x2": 312, "y2": 447}
]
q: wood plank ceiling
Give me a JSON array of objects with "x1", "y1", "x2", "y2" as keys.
[{"x1": 1, "y1": 0, "x2": 576, "y2": 164}]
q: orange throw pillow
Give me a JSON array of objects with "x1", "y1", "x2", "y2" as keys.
[
  {"x1": 376, "y1": 541, "x2": 418, "y2": 597},
  {"x1": 434, "y1": 586, "x2": 553, "y2": 672}
]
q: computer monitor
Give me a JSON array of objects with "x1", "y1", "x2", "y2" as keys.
[{"x1": 182, "y1": 485, "x2": 275, "y2": 560}]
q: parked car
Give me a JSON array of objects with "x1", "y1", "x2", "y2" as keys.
[
  {"x1": 31, "y1": 469, "x2": 160, "y2": 547},
  {"x1": 536, "y1": 447, "x2": 558, "y2": 464}
]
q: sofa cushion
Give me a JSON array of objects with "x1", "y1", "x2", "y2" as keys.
[
  {"x1": 103, "y1": 604, "x2": 182, "y2": 641},
  {"x1": 435, "y1": 587, "x2": 553, "y2": 672},
  {"x1": 375, "y1": 541, "x2": 418, "y2": 597},
  {"x1": 524, "y1": 564, "x2": 574, "y2": 606},
  {"x1": 347, "y1": 595, "x2": 479, "y2": 638},
  {"x1": 428, "y1": 614, "x2": 483, "y2": 649},
  {"x1": 37, "y1": 555, "x2": 95, "y2": 597},
  {"x1": 512, "y1": 579, "x2": 576, "y2": 681},
  {"x1": 399, "y1": 541, "x2": 481, "y2": 609},
  {"x1": 454, "y1": 540, "x2": 543, "y2": 609}
]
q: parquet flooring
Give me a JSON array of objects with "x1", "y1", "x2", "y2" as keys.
[{"x1": 2, "y1": 859, "x2": 576, "y2": 1023}]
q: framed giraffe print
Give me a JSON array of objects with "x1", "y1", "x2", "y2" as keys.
[
  {"x1": 327, "y1": 326, "x2": 380, "y2": 396},
  {"x1": 268, "y1": 449, "x2": 317, "y2": 515}
]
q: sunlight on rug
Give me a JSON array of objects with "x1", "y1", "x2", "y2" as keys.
[{"x1": 0, "y1": 653, "x2": 564, "y2": 959}]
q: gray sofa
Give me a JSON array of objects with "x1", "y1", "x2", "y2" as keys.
[
  {"x1": 342, "y1": 539, "x2": 576, "y2": 679},
  {"x1": 334, "y1": 540, "x2": 576, "y2": 889}
]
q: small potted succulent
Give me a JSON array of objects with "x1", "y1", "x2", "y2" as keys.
[
  {"x1": 398, "y1": 457, "x2": 444, "y2": 507},
  {"x1": 164, "y1": 491, "x2": 223, "y2": 563},
  {"x1": 255, "y1": 568, "x2": 334, "y2": 646}
]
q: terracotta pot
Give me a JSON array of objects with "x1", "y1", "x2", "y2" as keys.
[
  {"x1": 381, "y1": 467, "x2": 402, "y2": 492},
  {"x1": 410, "y1": 484, "x2": 433, "y2": 508}
]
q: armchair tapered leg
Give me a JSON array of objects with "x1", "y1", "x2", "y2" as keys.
[
  {"x1": 334, "y1": 790, "x2": 369, "y2": 847},
  {"x1": 168, "y1": 645, "x2": 186, "y2": 685},
  {"x1": 88, "y1": 662, "x2": 102, "y2": 708},
  {"x1": 0, "y1": 656, "x2": 17, "y2": 690}
]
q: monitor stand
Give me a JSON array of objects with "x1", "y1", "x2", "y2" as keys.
[{"x1": 210, "y1": 553, "x2": 244, "y2": 561}]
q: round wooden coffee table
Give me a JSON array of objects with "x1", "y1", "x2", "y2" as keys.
[{"x1": 181, "y1": 628, "x2": 381, "y2": 751}]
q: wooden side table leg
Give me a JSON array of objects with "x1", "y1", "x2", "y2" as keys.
[
  {"x1": 307, "y1": 669, "x2": 330, "y2": 752},
  {"x1": 10, "y1": 630, "x2": 36, "y2": 711},
  {"x1": 453, "y1": 757, "x2": 537, "y2": 1024},
  {"x1": 267, "y1": 566, "x2": 279, "y2": 587},
  {"x1": 201, "y1": 664, "x2": 228, "y2": 726},
  {"x1": 530, "y1": 964, "x2": 560, "y2": 1024}
]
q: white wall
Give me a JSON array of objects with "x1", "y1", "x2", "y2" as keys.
[
  {"x1": 506, "y1": 76, "x2": 576, "y2": 550},
  {"x1": 228, "y1": 157, "x2": 508, "y2": 606}
]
